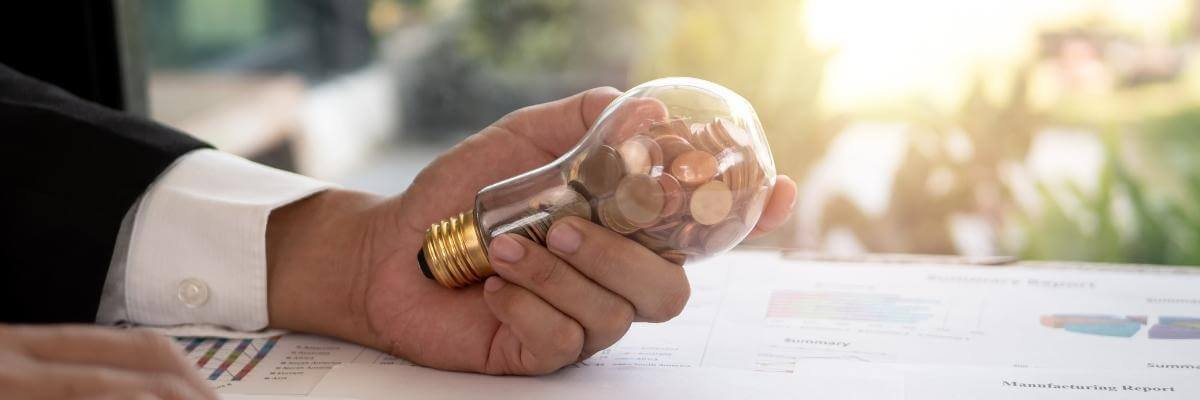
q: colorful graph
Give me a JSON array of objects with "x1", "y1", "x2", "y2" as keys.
[
  {"x1": 1039, "y1": 314, "x2": 1146, "y2": 337},
  {"x1": 767, "y1": 291, "x2": 941, "y2": 324},
  {"x1": 1149, "y1": 317, "x2": 1200, "y2": 339},
  {"x1": 1040, "y1": 315, "x2": 1200, "y2": 339},
  {"x1": 177, "y1": 336, "x2": 280, "y2": 382}
]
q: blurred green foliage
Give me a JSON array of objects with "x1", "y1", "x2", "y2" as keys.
[{"x1": 448, "y1": 0, "x2": 1200, "y2": 264}]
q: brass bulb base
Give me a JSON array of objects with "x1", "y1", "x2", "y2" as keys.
[{"x1": 417, "y1": 210, "x2": 493, "y2": 288}]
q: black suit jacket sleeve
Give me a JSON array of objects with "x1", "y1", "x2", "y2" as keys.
[{"x1": 1, "y1": 63, "x2": 211, "y2": 323}]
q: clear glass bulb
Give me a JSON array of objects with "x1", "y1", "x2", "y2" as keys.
[{"x1": 418, "y1": 77, "x2": 777, "y2": 288}]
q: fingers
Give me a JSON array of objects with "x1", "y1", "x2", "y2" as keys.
[
  {"x1": 748, "y1": 175, "x2": 798, "y2": 238},
  {"x1": 604, "y1": 97, "x2": 670, "y2": 144},
  {"x1": 17, "y1": 326, "x2": 190, "y2": 374},
  {"x1": 3, "y1": 325, "x2": 215, "y2": 400},
  {"x1": 32, "y1": 363, "x2": 209, "y2": 400},
  {"x1": 544, "y1": 217, "x2": 691, "y2": 323},
  {"x1": 488, "y1": 234, "x2": 636, "y2": 357},
  {"x1": 500, "y1": 86, "x2": 623, "y2": 156},
  {"x1": 481, "y1": 277, "x2": 585, "y2": 375}
]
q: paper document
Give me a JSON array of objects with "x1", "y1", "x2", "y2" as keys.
[
  {"x1": 310, "y1": 363, "x2": 903, "y2": 400},
  {"x1": 175, "y1": 333, "x2": 408, "y2": 395},
  {"x1": 696, "y1": 252, "x2": 1200, "y2": 373},
  {"x1": 191, "y1": 250, "x2": 1200, "y2": 398}
]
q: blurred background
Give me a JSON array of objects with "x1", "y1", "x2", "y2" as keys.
[{"x1": 139, "y1": 0, "x2": 1200, "y2": 266}]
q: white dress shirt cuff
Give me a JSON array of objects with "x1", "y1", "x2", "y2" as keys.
[{"x1": 97, "y1": 149, "x2": 333, "y2": 331}]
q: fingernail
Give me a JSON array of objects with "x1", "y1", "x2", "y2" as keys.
[
  {"x1": 484, "y1": 276, "x2": 506, "y2": 292},
  {"x1": 490, "y1": 235, "x2": 525, "y2": 263},
  {"x1": 548, "y1": 223, "x2": 582, "y2": 254}
]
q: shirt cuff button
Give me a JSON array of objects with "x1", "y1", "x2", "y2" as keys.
[{"x1": 177, "y1": 278, "x2": 210, "y2": 308}]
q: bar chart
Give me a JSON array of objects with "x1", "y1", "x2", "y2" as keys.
[{"x1": 178, "y1": 336, "x2": 280, "y2": 383}]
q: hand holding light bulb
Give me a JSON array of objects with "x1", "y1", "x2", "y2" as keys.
[{"x1": 264, "y1": 84, "x2": 797, "y2": 375}]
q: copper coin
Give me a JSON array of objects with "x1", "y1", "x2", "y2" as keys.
[
  {"x1": 607, "y1": 98, "x2": 670, "y2": 144},
  {"x1": 715, "y1": 149, "x2": 747, "y2": 193},
  {"x1": 703, "y1": 218, "x2": 747, "y2": 253},
  {"x1": 567, "y1": 180, "x2": 601, "y2": 224},
  {"x1": 530, "y1": 186, "x2": 576, "y2": 209},
  {"x1": 655, "y1": 135, "x2": 694, "y2": 168},
  {"x1": 669, "y1": 220, "x2": 703, "y2": 249},
  {"x1": 577, "y1": 145, "x2": 625, "y2": 197},
  {"x1": 690, "y1": 180, "x2": 733, "y2": 225},
  {"x1": 643, "y1": 218, "x2": 682, "y2": 234},
  {"x1": 703, "y1": 122, "x2": 729, "y2": 154},
  {"x1": 631, "y1": 231, "x2": 672, "y2": 253},
  {"x1": 659, "y1": 249, "x2": 690, "y2": 265},
  {"x1": 689, "y1": 123, "x2": 710, "y2": 147},
  {"x1": 669, "y1": 118, "x2": 692, "y2": 139},
  {"x1": 712, "y1": 117, "x2": 751, "y2": 147},
  {"x1": 688, "y1": 122, "x2": 721, "y2": 154},
  {"x1": 670, "y1": 150, "x2": 718, "y2": 187},
  {"x1": 599, "y1": 198, "x2": 639, "y2": 234},
  {"x1": 618, "y1": 135, "x2": 662, "y2": 175},
  {"x1": 615, "y1": 174, "x2": 665, "y2": 227},
  {"x1": 657, "y1": 173, "x2": 685, "y2": 218},
  {"x1": 649, "y1": 121, "x2": 674, "y2": 137},
  {"x1": 539, "y1": 187, "x2": 593, "y2": 222}
]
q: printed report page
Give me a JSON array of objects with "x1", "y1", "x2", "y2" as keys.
[{"x1": 206, "y1": 250, "x2": 1199, "y2": 399}]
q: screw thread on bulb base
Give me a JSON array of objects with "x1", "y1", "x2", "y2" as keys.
[{"x1": 418, "y1": 210, "x2": 493, "y2": 288}]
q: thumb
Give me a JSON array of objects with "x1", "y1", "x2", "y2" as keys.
[{"x1": 500, "y1": 86, "x2": 624, "y2": 156}]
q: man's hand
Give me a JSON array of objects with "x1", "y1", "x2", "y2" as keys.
[
  {"x1": 0, "y1": 324, "x2": 217, "y2": 400},
  {"x1": 265, "y1": 87, "x2": 798, "y2": 375}
]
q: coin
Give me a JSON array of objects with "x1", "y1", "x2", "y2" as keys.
[
  {"x1": 669, "y1": 220, "x2": 703, "y2": 249},
  {"x1": 615, "y1": 174, "x2": 665, "y2": 227},
  {"x1": 498, "y1": 210, "x2": 554, "y2": 245},
  {"x1": 533, "y1": 186, "x2": 593, "y2": 223},
  {"x1": 631, "y1": 231, "x2": 672, "y2": 253},
  {"x1": 690, "y1": 180, "x2": 733, "y2": 225},
  {"x1": 524, "y1": 214, "x2": 552, "y2": 244},
  {"x1": 649, "y1": 120, "x2": 675, "y2": 137},
  {"x1": 688, "y1": 122, "x2": 722, "y2": 154},
  {"x1": 703, "y1": 218, "x2": 746, "y2": 253},
  {"x1": 655, "y1": 135, "x2": 694, "y2": 168},
  {"x1": 642, "y1": 218, "x2": 682, "y2": 236},
  {"x1": 715, "y1": 148, "x2": 747, "y2": 192},
  {"x1": 657, "y1": 173, "x2": 685, "y2": 218},
  {"x1": 577, "y1": 145, "x2": 625, "y2": 197},
  {"x1": 598, "y1": 198, "x2": 639, "y2": 234},
  {"x1": 567, "y1": 180, "x2": 602, "y2": 224},
  {"x1": 607, "y1": 98, "x2": 670, "y2": 144},
  {"x1": 669, "y1": 118, "x2": 692, "y2": 139},
  {"x1": 711, "y1": 117, "x2": 751, "y2": 147},
  {"x1": 670, "y1": 150, "x2": 718, "y2": 187},
  {"x1": 618, "y1": 135, "x2": 662, "y2": 175},
  {"x1": 659, "y1": 249, "x2": 691, "y2": 265}
]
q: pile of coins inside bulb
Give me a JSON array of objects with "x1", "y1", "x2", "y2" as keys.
[{"x1": 495, "y1": 114, "x2": 768, "y2": 265}]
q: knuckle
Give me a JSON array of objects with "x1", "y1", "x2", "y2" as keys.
[
  {"x1": 587, "y1": 245, "x2": 625, "y2": 279},
  {"x1": 529, "y1": 258, "x2": 568, "y2": 287},
  {"x1": 550, "y1": 323, "x2": 585, "y2": 356},
  {"x1": 645, "y1": 284, "x2": 691, "y2": 322},
  {"x1": 608, "y1": 303, "x2": 636, "y2": 330}
]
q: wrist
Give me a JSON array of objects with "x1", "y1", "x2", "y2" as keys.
[{"x1": 265, "y1": 188, "x2": 385, "y2": 346}]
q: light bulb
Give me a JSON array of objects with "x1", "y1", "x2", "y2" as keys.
[{"x1": 418, "y1": 77, "x2": 777, "y2": 288}]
